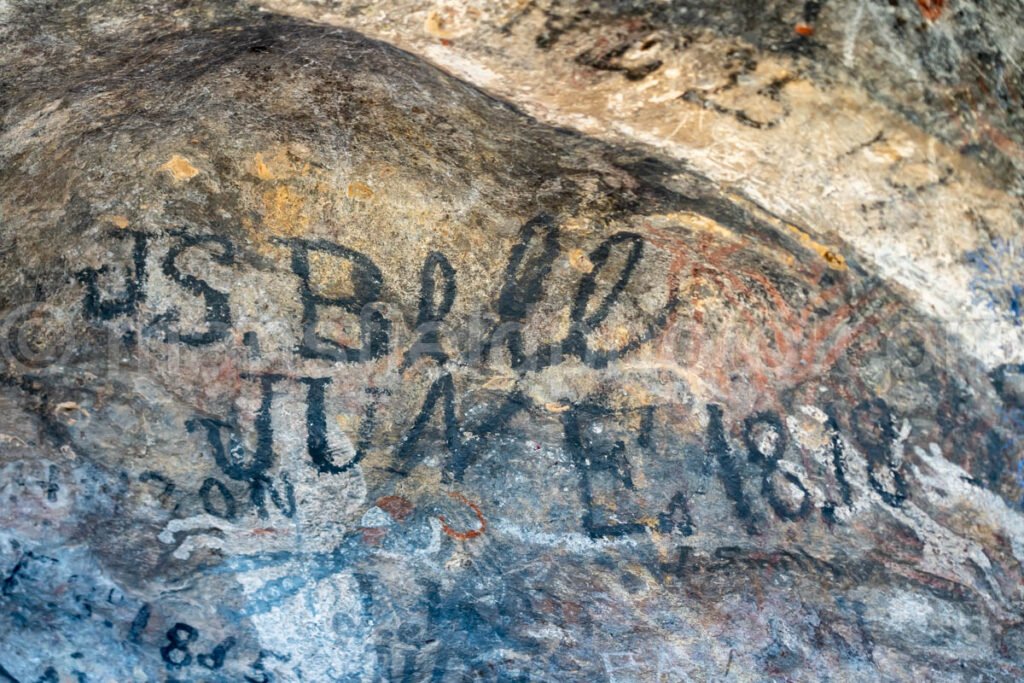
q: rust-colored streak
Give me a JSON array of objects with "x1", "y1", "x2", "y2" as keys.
[
  {"x1": 916, "y1": 0, "x2": 944, "y2": 21},
  {"x1": 794, "y1": 23, "x2": 815, "y2": 37},
  {"x1": 438, "y1": 491, "x2": 487, "y2": 540}
]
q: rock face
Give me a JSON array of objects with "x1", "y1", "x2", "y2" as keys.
[
  {"x1": 266, "y1": 0, "x2": 1024, "y2": 370},
  {"x1": 0, "y1": 1, "x2": 1022, "y2": 681}
]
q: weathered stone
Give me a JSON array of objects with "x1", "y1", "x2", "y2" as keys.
[
  {"x1": 266, "y1": 0, "x2": 1024, "y2": 369},
  {"x1": 0, "y1": 1, "x2": 1021, "y2": 681}
]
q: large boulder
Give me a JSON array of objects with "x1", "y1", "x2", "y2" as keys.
[{"x1": 0, "y1": 1, "x2": 1021, "y2": 680}]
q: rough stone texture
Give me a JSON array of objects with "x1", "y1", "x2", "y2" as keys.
[
  {"x1": 265, "y1": 0, "x2": 1024, "y2": 368},
  {"x1": 0, "y1": 1, "x2": 1021, "y2": 681}
]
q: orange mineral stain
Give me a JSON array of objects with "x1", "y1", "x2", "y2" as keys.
[
  {"x1": 100, "y1": 214, "x2": 130, "y2": 229},
  {"x1": 252, "y1": 153, "x2": 274, "y2": 180},
  {"x1": 568, "y1": 248, "x2": 593, "y2": 273},
  {"x1": 160, "y1": 154, "x2": 199, "y2": 181},
  {"x1": 916, "y1": 0, "x2": 944, "y2": 20},
  {"x1": 261, "y1": 185, "x2": 310, "y2": 236},
  {"x1": 794, "y1": 23, "x2": 814, "y2": 37},
  {"x1": 347, "y1": 181, "x2": 374, "y2": 200}
]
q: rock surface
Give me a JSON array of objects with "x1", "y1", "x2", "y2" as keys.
[{"x1": 0, "y1": 1, "x2": 1022, "y2": 681}]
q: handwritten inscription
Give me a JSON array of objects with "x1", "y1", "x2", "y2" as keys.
[
  {"x1": 139, "y1": 377, "x2": 908, "y2": 544},
  {"x1": 77, "y1": 214, "x2": 677, "y2": 370},
  {"x1": 73, "y1": 214, "x2": 913, "y2": 545}
]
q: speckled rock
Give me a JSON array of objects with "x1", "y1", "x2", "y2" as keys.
[{"x1": 0, "y1": 1, "x2": 1022, "y2": 681}]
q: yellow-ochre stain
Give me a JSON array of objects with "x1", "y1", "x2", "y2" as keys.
[
  {"x1": 637, "y1": 516, "x2": 660, "y2": 529},
  {"x1": 591, "y1": 325, "x2": 632, "y2": 352},
  {"x1": 424, "y1": 11, "x2": 455, "y2": 39},
  {"x1": 661, "y1": 209, "x2": 845, "y2": 269},
  {"x1": 253, "y1": 153, "x2": 274, "y2": 181},
  {"x1": 612, "y1": 326, "x2": 631, "y2": 348},
  {"x1": 561, "y1": 216, "x2": 591, "y2": 234},
  {"x1": 347, "y1": 181, "x2": 374, "y2": 200},
  {"x1": 250, "y1": 148, "x2": 312, "y2": 181},
  {"x1": 160, "y1": 154, "x2": 200, "y2": 181},
  {"x1": 659, "y1": 211, "x2": 737, "y2": 240},
  {"x1": 260, "y1": 185, "x2": 310, "y2": 237},
  {"x1": 243, "y1": 148, "x2": 332, "y2": 254},
  {"x1": 245, "y1": 150, "x2": 383, "y2": 248},
  {"x1": 568, "y1": 248, "x2": 593, "y2": 273},
  {"x1": 100, "y1": 214, "x2": 129, "y2": 229},
  {"x1": 785, "y1": 224, "x2": 847, "y2": 270},
  {"x1": 720, "y1": 192, "x2": 846, "y2": 270}
]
